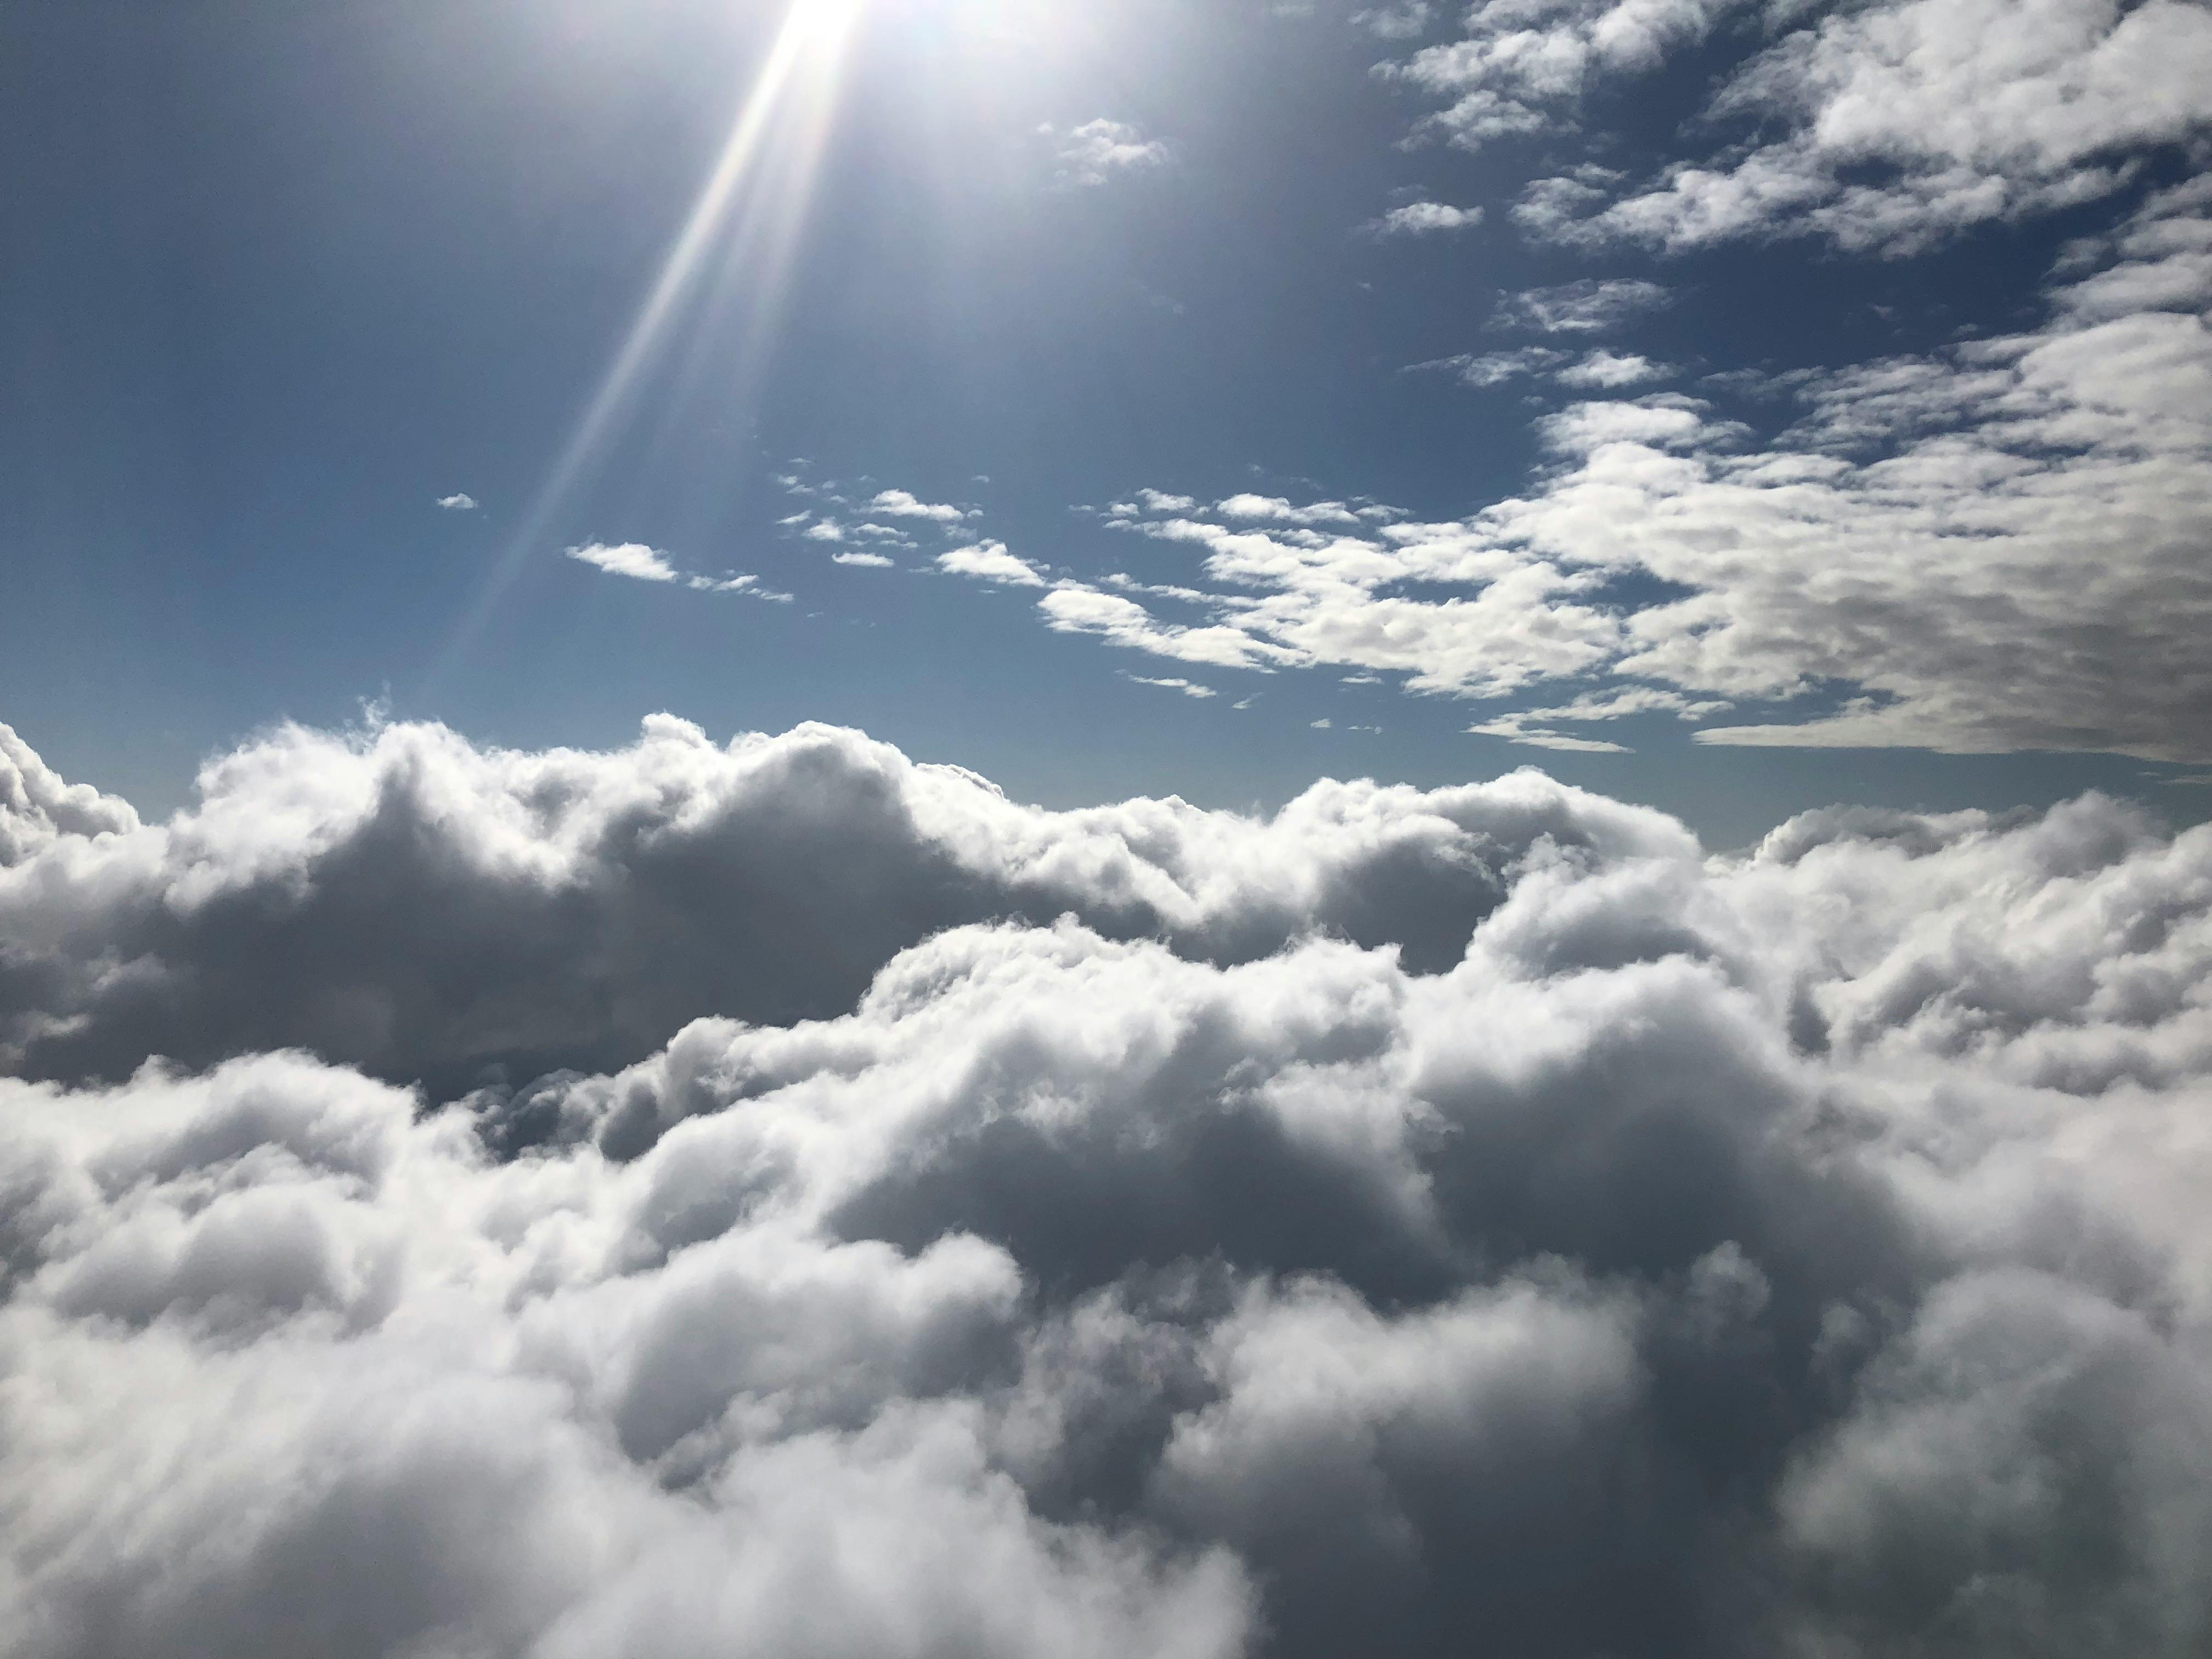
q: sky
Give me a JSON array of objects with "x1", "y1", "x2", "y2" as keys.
[
  {"x1": 7, "y1": 0, "x2": 2210, "y2": 844},
  {"x1": 6, "y1": 4, "x2": 2212, "y2": 1657}
]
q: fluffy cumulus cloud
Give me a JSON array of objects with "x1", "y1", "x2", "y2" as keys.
[
  {"x1": 567, "y1": 541, "x2": 679, "y2": 583},
  {"x1": 1380, "y1": 0, "x2": 2212, "y2": 253},
  {"x1": 1046, "y1": 119, "x2": 1173, "y2": 188},
  {"x1": 1384, "y1": 0, "x2": 1750, "y2": 150},
  {"x1": 4, "y1": 719, "x2": 2211, "y2": 1656},
  {"x1": 939, "y1": 541, "x2": 1048, "y2": 587}
]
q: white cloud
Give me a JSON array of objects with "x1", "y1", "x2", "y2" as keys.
[
  {"x1": 5, "y1": 719, "x2": 2212, "y2": 1655},
  {"x1": 1213, "y1": 494, "x2": 1364, "y2": 527},
  {"x1": 1392, "y1": 0, "x2": 2212, "y2": 253},
  {"x1": 1046, "y1": 119, "x2": 1172, "y2": 188},
  {"x1": 1555, "y1": 348, "x2": 1672, "y2": 388},
  {"x1": 566, "y1": 541, "x2": 680, "y2": 583},
  {"x1": 1381, "y1": 0, "x2": 1748, "y2": 150},
  {"x1": 804, "y1": 520, "x2": 848, "y2": 542},
  {"x1": 868, "y1": 490, "x2": 970, "y2": 524},
  {"x1": 833, "y1": 551, "x2": 898, "y2": 568},
  {"x1": 1491, "y1": 277, "x2": 1671, "y2": 334},
  {"x1": 1369, "y1": 200, "x2": 1483, "y2": 236},
  {"x1": 1126, "y1": 675, "x2": 1220, "y2": 699},
  {"x1": 1411, "y1": 346, "x2": 1568, "y2": 386},
  {"x1": 996, "y1": 188, "x2": 2212, "y2": 763},
  {"x1": 937, "y1": 541, "x2": 1047, "y2": 586},
  {"x1": 436, "y1": 493, "x2": 478, "y2": 511},
  {"x1": 1354, "y1": 2, "x2": 1434, "y2": 40},
  {"x1": 1310, "y1": 717, "x2": 1333, "y2": 728}
]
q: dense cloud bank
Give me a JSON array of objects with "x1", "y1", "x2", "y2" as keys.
[
  {"x1": 0, "y1": 716, "x2": 1692, "y2": 1093},
  {"x1": 3, "y1": 719, "x2": 2210, "y2": 1656}
]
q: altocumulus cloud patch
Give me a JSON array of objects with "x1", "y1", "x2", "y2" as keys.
[{"x1": 2, "y1": 719, "x2": 2211, "y2": 1657}]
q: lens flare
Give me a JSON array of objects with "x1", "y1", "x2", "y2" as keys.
[{"x1": 425, "y1": 0, "x2": 865, "y2": 691}]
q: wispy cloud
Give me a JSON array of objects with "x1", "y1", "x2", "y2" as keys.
[
  {"x1": 1368, "y1": 200, "x2": 1482, "y2": 236},
  {"x1": 1126, "y1": 674, "x2": 1218, "y2": 698},
  {"x1": 1491, "y1": 279, "x2": 1671, "y2": 335}
]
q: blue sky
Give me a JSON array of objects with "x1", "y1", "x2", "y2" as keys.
[{"x1": 7, "y1": 0, "x2": 2210, "y2": 844}]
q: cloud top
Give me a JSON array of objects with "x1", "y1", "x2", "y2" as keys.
[{"x1": 2, "y1": 718, "x2": 2209, "y2": 1656}]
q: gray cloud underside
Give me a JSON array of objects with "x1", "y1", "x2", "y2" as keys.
[{"x1": 3, "y1": 719, "x2": 2211, "y2": 1657}]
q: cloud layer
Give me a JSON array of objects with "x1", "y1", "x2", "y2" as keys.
[
  {"x1": 3, "y1": 719, "x2": 2211, "y2": 1656},
  {"x1": 963, "y1": 181, "x2": 2212, "y2": 761}
]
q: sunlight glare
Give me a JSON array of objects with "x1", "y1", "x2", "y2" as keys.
[{"x1": 425, "y1": 0, "x2": 867, "y2": 691}]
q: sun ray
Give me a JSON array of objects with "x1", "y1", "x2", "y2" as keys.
[{"x1": 423, "y1": 0, "x2": 865, "y2": 693}]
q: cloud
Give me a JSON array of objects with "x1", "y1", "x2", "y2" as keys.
[
  {"x1": 868, "y1": 490, "x2": 970, "y2": 524},
  {"x1": 1491, "y1": 277, "x2": 1671, "y2": 334},
  {"x1": 1353, "y1": 1, "x2": 1434, "y2": 40},
  {"x1": 968, "y1": 182, "x2": 2212, "y2": 763},
  {"x1": 1308, "y1": 717, "x2": 1332, "y2": 728},
  {"x1": 804, "y1": 520, "x2": 848, "y2": 542},
  {"x1": 1380, "y1": 0, "x2": 1746, "y2": 150},
  {"x1": 833, "y1": 551, "x2": 898, "y2": 568},
  {"x1": 1213, "y1": 494, "x2": 1364, "y2": 527},
  {"x1": 1126, "y1": 675, "x2": 1219, "y2": 699},
  {"x1": 1410, "y1": 346, "x2": 1571, "y2": 386},
  {"x1": 3, "y1": 715, "x2": 1698, "y2": 1091},
  {"x1": 1369, "y1": 200, "x2": 1483, "y2": 236},
  {"x1": 938, "y1": 541, "x2": 1047, "y2": 587},
  {"x1": 566, "y1": 542, "x2": 680, "y2": 583},
  {"x1": 1556, "y1": 348, "x2": 1672, "y2": 388},
  {"x1": 1385, "y1": 0, "x2": 2212, "y2": 253},
  {"x1": 1046, "y1": 119, "x2": 1172, "y2": 188},
  {"x1": 4, "y1": 720, "x2": 2211, "y2": 1656},
  {"x1": 0, "y1": 724, "x2": 137, "y2": 866},
  {"x1": 436, "y1": 493, "x2": 478, "y2": 511},
  {"x1": 1468, "y1": 686, "x2": 1731, "y2": 751}
]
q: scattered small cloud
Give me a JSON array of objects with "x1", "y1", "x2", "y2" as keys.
[
  {"x1": 869, "y1": 489, "x2": 970, "y2": 524},
  {"x1": 1556, "y1": 349, "x2": 1673, "y2": 389},
  {"x1": 1126, "y1": 675, "x2": 1219, "y2": 699},
  {"x1": 436, "y1": 493, "x2": 478, "y2": 512},
  {"x1": 1215, "y1": 494, "x2": 1363, "y2": 527},
  {"x1": 938, "y1": 541, "x2": 1047, "y2": 587},
  {"x1": 1369, "y1": 200, "x2": 1482, "y2": 236},
  {"x1": 1310, "y1": 718, "x2": 1333, "y2": 729},
  {"x1": 832, "y1": 551, "x2": 897, "y2": 569},
  {"x1": 1353, "y1": 2, "x2": 1432, "y2": 40},
  {"x1": 1045, "y1": 119, "x2": 1172, "y2": 188},
  {"x1": 1410, "y1": 347, "x2": 1569, "y2": 387},
  {"x1": 1491, "y1": 278, "x2": 1671, "y2": 335},
  {"x1": 804, "y1": 521, "x2": 848, "y2": 543},
  {"x1": 566, "y1": 541, "x2": 679, "y2": 583}
]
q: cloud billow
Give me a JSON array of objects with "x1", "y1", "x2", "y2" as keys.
[{"x1": 2, "y1": 721, "x2": 2211, "y2": 1655}]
